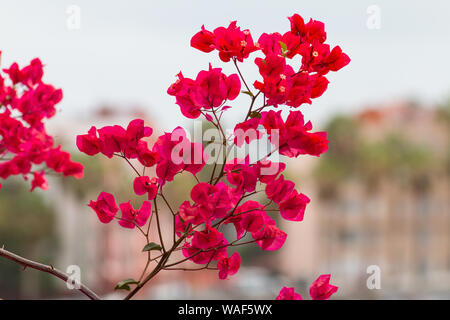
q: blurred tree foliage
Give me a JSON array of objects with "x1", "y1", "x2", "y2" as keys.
[
  {"x1": 0, "y1": 178, "x2": 58, "y2": 298},
  {"x1": 314, "y1": 110, "x2": 444, "y2": 199}
]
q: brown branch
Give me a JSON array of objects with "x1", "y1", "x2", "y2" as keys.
[{"x1": 0, "y1": 247, "x2": 101, "y2": 300}]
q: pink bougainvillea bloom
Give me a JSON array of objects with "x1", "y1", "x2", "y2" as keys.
[
  {"x1": 182, "y1": 227, "x2": 228, "y2": 264},
  {"x1": 279, "y1": 190, "x2": 310, "y2": 221},
  {"x1": 210, "y1": 21, "x2": 259, "y2": 62},
  {"x1": 265, "y1": 175, "x2": 295, "y2": 204},
  {"x1": 88, "y1": 192, "x2": 119, "y2": 224},
  {"x1": 191, "y1": 25, "x2": 216, "y2": 53},
  {"x1": 179, "y1": 200, "x2": 207, "y2": 225},
  {"x1": 234, "y1": 118, "x2": 263, "y2": 147},
  {"x1": 76, "y1": 126, "x2": 102, "y2": 156},
  {"x1": 123, "y1": 119, "x2": 153, "y2": 158},
  {"x1": 260, "y1": 110, "x2": 329, "y2": 158},
  {"x1": 276, "y1": 287, "x2": 302, "y2": 300},
  {"x1": 45, "y1": 147, "x2": 83, "y2": 179},
  {"x1": 118, "y1": 200, "x2": 152, "y2": 229},
  {"x1": 168, "y1": 66, "x2": 240, "y2": 119},
  {"x1": 97, "y1": 125, "x2": 126, "y2": 158},
  {"x1": 133, "y1": 176, "x2": 158, "y2": 200},
  {"x1": 136, "y1": 141, "x2": 159, "y2": 167},
  {"x1": 309, "y1": 274, "x2": 338, "y2": 300},
  {"x1": 310, "y1": 75, "x2": 329, "y2": 99},
  {"x1": 257, "y1": 160, "x2": 286, "y2": 184},
  {"x1": 224, "y1": 157, "x2": 259, "y2": 193},
  {"x1": 174, "y1": 214, "x2": 193, "y2": 237},
  {"x1": 217, "y1": 252, "x2": 241, "y2": 280},
  {"x1": 226, "y1": 200, "x2": 266, "y2": 237},
  {"x1": 30, "y1": 171, "x2": 48, "y2": 192},
  {"x1": 252, "y1": 215, "x2": 287, "y2": 251}
]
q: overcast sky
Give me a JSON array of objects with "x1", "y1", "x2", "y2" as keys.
[{"x1": 1, "y1": 0, "x2": 449, "y2": 130}]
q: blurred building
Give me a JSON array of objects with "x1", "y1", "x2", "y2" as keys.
[{"x1": 281, "y1": 102, "x2": 450, "y2": 298}]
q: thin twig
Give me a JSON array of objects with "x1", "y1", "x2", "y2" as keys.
[{"x1": 0, "y1": 247, "x2": 101, "y2": 300}]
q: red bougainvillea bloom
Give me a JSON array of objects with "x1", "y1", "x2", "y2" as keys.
[
  {"x1": 265, "y1": 174, "x2": 295, "y2": 204},
  {"x1": 76, "y1": 126, "x2": 102, "y2": 156},
  {"x1": 30, "y1": 171, "x2": 48, "y2": 192},
  {"x1": 0, "y1": 53, "x2": 83, "y2": 191},
  {"x1": 118, "y1": 200, "x2": 152, "y2": 229},
  {"x1": 191, "y1": 21, "x2": 259, "y2": 62},
  {"x1": 276, "y1": 287, "x2": 303, "y2": 300},
  {"x1": 69, "y1": 14, "x2": 350, "y2": 297},
  {"x1": 168, "y1": 65, "x2": 241, "y2": 119},
  {"x1": 191, "y1": 25, "x2": 216, "y2": 53},
  {"x1": 234, "y1": 118, "x2": 263, "y2": 147},
  {"x1": 309, "y1": 274, "x2": 338, "y2": 300},
  {"x1": 259, "y1": 110, "x2": 329, "y2": 158},
  {"x1": 257, "y1": 160, "x2": 286, "y2": 184},
  {"x1": 252, "y1": 14, "x2": 349, "y2": 109},
  {"x1": 153, "y1": 126, "x2": 207, "y2": 182},
  {"x1": 77, "y1": 119, "x2": 156, "y2": 165},
  {"x1": 224, "y1": 157, "x2": 259, "y2": 193},
  {"x1": 251, "y1": 215, "x2": 287, "y2": 251},
  {"x1": 133, "y1": 176, "x2": 158, "y2": 200},
  {"x1": 226, "y1": 200, "x2": 266, "y2": 238},
  {"x1": 182, "y1": 227, "x2": 228, "y2": 264},
  {"x1": 217, "y1": 252, "x2": 241, "y2": 280},
  {"x1": 46, "y1": 147, "x2": 83, "y2": 179},
  {"x1": 279, "y1": 190, "x2": 310, "y2": 221},
  {"x1": 88, "y1": 192, "x2": 119, "y2": 224}
]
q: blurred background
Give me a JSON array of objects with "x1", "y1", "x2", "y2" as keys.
[{"x1": 0, "y1": 0, "x2": 449, "y2": 299}]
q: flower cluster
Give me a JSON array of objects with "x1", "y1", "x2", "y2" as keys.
[
  {"x1": 167, "y1": 64, "x2": 240, "y2": 119},
  {"x1": 78, "y1": 13, "x2": 349, "y2": 296},
  {"x1": 276, "y1": 274, "x2": 338, "y2": 300},
  {"x1": 0, "y1": 52, "x2": 83, "y2": 191}
]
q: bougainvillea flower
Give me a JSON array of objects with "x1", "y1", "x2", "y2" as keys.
[
  {"x1": 225, "y1": 200, "x2": 266, "y2": 238},
  {"x1": 88, "y1": 192, "x2": 119, "y2": 224},
  {"x1": 260, "y1": 110, "x2": 329, "y2": 158},
  {"x1": 153, "y1": 127, "x2": 207, "y2": 182},
  {"x1": 192, "y1": 21, "x2": 258, "y2": 62},
  {"x1": 251, "y1": 215, "x2": 287, "y2": 251},
  {"x1": 118, "y1": 200, "x2": 152, "y2": 229},
  {"x1": 217, "y1": 252, "x2": 241, "y2": 280},
  {"x1": 133, "y1": 176, "x2": 158, "y2": 200},
  {"x1": 279, "y1": 190, "x2": 310, "y2": 221},
  {"x1": 239, "y1": 201, "x2": 266, "y2": 233},
  {"x1": 224, "y1": 157, "x2": 259, "y2": 193},
  {"x1": 97, "y1": 125, "x2": 126, "y2": 158},
  {"x1": 193, "y1": 64, "x2": 241, "y2": 108},
  {"x1": 309, "y1": 274, "x2": 338, "y2": 300},
  {"x1": 183, "y1": 227, "x2": 228, "y2": 264},
  {"x1": 46, "y1": 147, "x2": 83, "y2": 179},
  {"x1": 136, "y1": 141, "x2": 159, "y2": 167},
  {"x1": 168, "y1": 66, "x2": 240, "y2": 119},
  {"x1": 76, "y1": 126, "x2": 102, "y2": 156},
  {"x1": 234, "y1": 118, "x2": 264, "y2": 147},
  {"x1": 188, "y1": 182, "x2": 238, "y2": 222},
  {"x1": 30, "y1": 171, "x2": 48, "y2": 192},
  {"x1": 265, "y1": 175, "x2": 295, "y2": 204},
  {"x1": 122, "y1": 119, "x2": 153, "y2": 158},
  {"x1": 174, "y1": 214, "x2": 193, "y2": 237},
  {"x1": 179, "y1": 201, "x2": 204, "y2": 225},
  {"x1": 257, "y1": 160, "x2": 286, "y2": 184},
  {"x1": 276, "y1": 287, "x2": 303, "y2": 300},
  {"x1": 191, "y1": 25, "x2": 216, "y2": 52}
]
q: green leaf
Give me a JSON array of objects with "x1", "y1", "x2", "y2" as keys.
[
  {"x1": 114, "y1": 278, "x2": 139, "y2": 291},
  {"x1": 142, "y1": 242, "x2": 163, "y2": 252},
  {"x1": 241, "y1": 90, "x2": 254, "y2": 97},
  {"x1": 279, "y1": 41, "x2": 287, "y2": 52}
]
